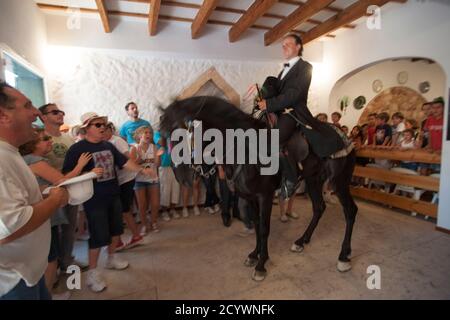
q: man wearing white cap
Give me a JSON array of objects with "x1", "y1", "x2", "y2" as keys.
[
  {"x1": 0, "y1": 83, "x2": 68, "y2": 300},
  {"x1": 62, "y1": 112, "x2": 154, "y2": 293}
]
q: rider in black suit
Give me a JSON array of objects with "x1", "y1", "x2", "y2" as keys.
[{"x1": 257, "y1": 34, "x2": 344, "y2": 198}]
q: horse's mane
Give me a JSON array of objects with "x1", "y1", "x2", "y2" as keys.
[{"x1": 160, "y1": 96, "x2": 266, "y2": 134}]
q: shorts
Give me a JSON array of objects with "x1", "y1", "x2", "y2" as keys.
[
  {"x1": 134, "y1": 181, "x2": 159, "y2": 190},
  {"x1": 400, "y1": 162, "x2": 419, "y2": 171},
  {"x1": 120, "y1": 179, "x2": 135, "y2": 213},
  {"x1": 159, "y1": 166, "x2": 180, "y2": 207},
  {"x1": 83, "y1": 194, "x2": 124, "y2": 249},
  {"x1": 419, "y1": 163, "x2": 441, "y2": 173},
  {"x1": 48, "y1": 226, "x2": 60, "y2": 263}
]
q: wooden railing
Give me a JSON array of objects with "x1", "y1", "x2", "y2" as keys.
[{"x1": 351, "y1": 148, "x2": 441, "y2": 218}]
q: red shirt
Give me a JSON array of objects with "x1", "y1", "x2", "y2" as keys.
[
  {"x1": 424, "y1": 116, "x2": 443, "y2": 151},
  {"x1": 367, "y1": 126, "x2": 376, "y2": 145}
]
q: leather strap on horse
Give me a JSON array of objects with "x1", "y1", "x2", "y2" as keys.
[{"x1": 282, "y1": 108, "x2": 312, "y2": 130}]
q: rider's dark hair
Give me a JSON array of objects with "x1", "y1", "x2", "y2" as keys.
[{"x1": 283, "y1": 34, "x2": 304, "y2": 57}]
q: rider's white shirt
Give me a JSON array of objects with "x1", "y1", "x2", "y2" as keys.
[{"x1": 280, "y1": 56, "x2": 301, "y2": 80}]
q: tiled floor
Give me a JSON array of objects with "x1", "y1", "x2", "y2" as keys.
[{"x1": 66, "y1": 197, "x2": 450, "y2": 300}]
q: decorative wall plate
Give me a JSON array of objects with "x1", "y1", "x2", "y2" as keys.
[
  {"x1": 372, "y1": 79, "x2": 383, "y2": 93},
  {"x1": 397, "y1": 71, "x2": 408, "y2": 85},
  {"x1": 419, "y1": 81, "x2": 430, "y2": 93},
  {"x1": 353, "y1": 96, "x2": 366, "y2": 110}
]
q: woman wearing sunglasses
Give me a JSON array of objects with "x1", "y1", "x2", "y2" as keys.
[{"x1": 19, "y1": 127, "x2": 102, "y2": 299}]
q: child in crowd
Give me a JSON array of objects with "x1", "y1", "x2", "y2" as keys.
[
  {"x1": 350, "y1": 125, "x2": 364, "y2": 149},
  {"x1": 279, "y1": 195, "x2": 299, "y2": 223},
  {"x1": 398, "y1": 129, "x2": 419, "y2": 171},
  {"x1": 104, "y1": 122, "x2": 144, "y2": 250},
  {"x1": 391, "y1": 112, "x2": 406, "y2": 146},
  {"x1": 130, "y1": 125, "x2": 162, "y2": 235},
  {"x1": 341, "y1": 125, "x2": 349, "y2": 137},
  {"x1": 331, "y1": 112, "x2": 342, "y2": 128},
  {"x1": 180, "y1": 121, "x2": 203, "y2": 218},
  {"x1": 374, "y1": 112, "x2": 392, "y2": 147},
  {"x1": 374, "y1": 112, "x2": 392, "y2": 169},
  {"x1": 360, "y1": 123, "x2": 369, "y2": 145},
  {"x1": 316, "y1": 113, "x2": 328, "y2": 123},
  {"x1": 154, "y1": 130, "x2": 181, "y2": 221},
  {"x1": 181, "y1": 177, "x2": 201, "y2": 218},
  {"x1": 349, "y1": 125, "x2": 367, "y2": 186},
  {"x1": 366, "y1": 113, "x2": 377, "y2": 146}
]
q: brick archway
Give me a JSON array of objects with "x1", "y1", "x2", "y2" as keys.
[{"x1": 358, "y1": 86, "x2": 427, "y2": 125}]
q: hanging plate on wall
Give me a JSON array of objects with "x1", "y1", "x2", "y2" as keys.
[
  {"x1": 372, "y1": 79, "x2": 383, "y2": 93},
  {"x1": 397, "y1": 71, "x2": 409, "y2": 85},
  {"x1": 353, "y1": 96, "x2": 366, "y2": 110},
  {"x1": 419, "y1": 81, "x2": 431, "y2": 93}
]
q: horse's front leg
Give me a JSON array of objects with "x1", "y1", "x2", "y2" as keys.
[
  {"x1": 292, "y1": 175, "x2": 326, "y2": 252},
  {"x1": 244, "y1": 199, "x2": 259, "y2": 267},
  {"x1": 252, "y1": 195, "x2": 273, "y2": 281}
]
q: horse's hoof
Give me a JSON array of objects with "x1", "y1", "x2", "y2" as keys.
[
  {"x1": 337, "y1": 260, "x2": 352, "y2": 272},
  {"x1": 290, "y1": 244, "x2": 304, "y2": 253},
  {"x1": 244, "y1": 257, "x2": 258, "y2": 267},
  {"x1": 252, "y1": 270, "x2": 266, "y2": 282}
]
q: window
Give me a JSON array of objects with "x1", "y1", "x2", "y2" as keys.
[{"x1": 1, "y1": 45, "x2": 47, "y2": 126}]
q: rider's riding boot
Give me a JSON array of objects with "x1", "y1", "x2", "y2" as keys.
[{"x1": 280, "y1": 154, "x2": 298, "y2": 200}]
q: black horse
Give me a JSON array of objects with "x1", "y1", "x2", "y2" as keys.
[{"x1": 159, "y1": 96, "x2": 358, "y2": 281}]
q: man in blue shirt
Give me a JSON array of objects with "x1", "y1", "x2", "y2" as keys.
[{"x1": 119, "y1": 102, "x2": 151, "y2": 144}]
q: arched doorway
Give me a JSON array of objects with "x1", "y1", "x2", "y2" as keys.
[{"x1": 328, "y1": 57, "x2": 446, "y2": 128}]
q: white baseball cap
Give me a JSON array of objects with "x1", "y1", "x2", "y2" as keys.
[{"x1": 43, "y1": 172, "x2": 97, "y2": 205}]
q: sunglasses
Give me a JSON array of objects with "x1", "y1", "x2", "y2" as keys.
[
  {"x1": 41, "y1": 135, "x2": 53, "y2": 142},
  {"x1": 44, "y1": 110, "x2": 65, "y2": 116},
  {"x1": 89, "y1": 123, "x2": 107, "y2": 128}
]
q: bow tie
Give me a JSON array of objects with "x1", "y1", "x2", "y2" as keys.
[{"x1": 283, "y1": 63, "x2": 290, "y2": 68}]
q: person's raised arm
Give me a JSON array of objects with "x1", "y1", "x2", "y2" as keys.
[{"x1": 31, "y1": 153, "x2": 100, "y2": 185}]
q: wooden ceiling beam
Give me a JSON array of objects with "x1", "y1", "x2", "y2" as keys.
[
  {"x1": 264, "y1": 0, "x2": 334, "y2": 46},
  {"x1": 301, "y1": 0, "x2": 393, "y2": 44},
  {"x1": 122, "y1": 0, "x2": 357, "y2": 29},
  {"x1": 35, "y1": 2, "x2": 335, "y2": 39},
  {"x1": 278, "y1": 0, "x2": 342, "y2": 14},
  {"x1": 191, "y1": 0, "x2": 219, "y2": 39},
  {"x1": 229, "y1": 0, "x2": 278, "y2": 43},
  {"x1": 95, "y1": 0, "x2": 111, "y2": 33},
  {"x1": 148, "y1": 0, "x2": 161, "y2": 35}
]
